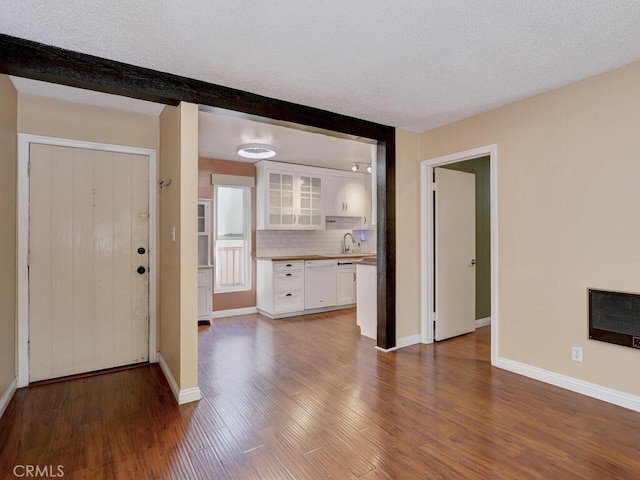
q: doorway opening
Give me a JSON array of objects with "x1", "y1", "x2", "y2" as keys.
[{"x1": 420, "y1": 145, "x2": 499, "y2": 365}]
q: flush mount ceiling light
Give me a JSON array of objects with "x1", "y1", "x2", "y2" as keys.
[{"x1": 237, "y1": 143, "x2": 276, "y2": 159}]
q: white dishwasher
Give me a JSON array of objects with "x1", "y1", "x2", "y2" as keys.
[{"x1": 304, "y1": 260, "x2": 337, "y2": 309}]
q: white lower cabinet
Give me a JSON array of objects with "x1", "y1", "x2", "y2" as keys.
[
  {"x1": 257, "y1": 260, "x2": 305, "y2": 317},
  {"x1": 198, "y1": 266, "x2": 213, "y2": 323},
  {"x1": 258, "y1": 257, "x2": 364, "y2": 319},
  {"x1": 336, "y1": 263, "x2": 356, "y2": 305}
]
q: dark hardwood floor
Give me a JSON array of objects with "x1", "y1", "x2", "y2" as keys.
[{"x1": 1, "y1": 309, "x2": 639, "y2": 479}]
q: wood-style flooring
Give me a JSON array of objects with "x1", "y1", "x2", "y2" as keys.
[{"x1": 1, "y1": 309, "x2": 639, "y2": 479}]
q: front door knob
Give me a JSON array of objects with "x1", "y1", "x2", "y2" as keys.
[{"x1": 137, "y1": 266, "x2": 146, "y2": 275}]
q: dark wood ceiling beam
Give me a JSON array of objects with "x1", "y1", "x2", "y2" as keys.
[
  {"x1": 0, "y1": 33, "x2": 392, "y2": 141},
  {"x1": 0, "y1": 32, "x2": 396, "y2": 349}
]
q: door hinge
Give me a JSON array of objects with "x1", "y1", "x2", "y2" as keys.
[
  {"x1": 432, "y1": 312, "x2": 437, "y2": 322},
  {"x1": 431, "y1": 182, "x2": 436, "y2": 191},
  {"x1": 27, "y1": 162, "x2": 31, "y2": 177},
  {"x1": 27, "y1": 340, "x2": 30, "y2": 357}
]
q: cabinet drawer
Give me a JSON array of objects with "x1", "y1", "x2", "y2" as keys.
[
  {"x1": 273, "y1": 261, "x2": 304, "y2": 272},
  {"x1": 274, "y1": 292, "x2": 304, "y2": 313},
  {"x1": 273, "y1": 271, "x2": 304, "y2": 292}
]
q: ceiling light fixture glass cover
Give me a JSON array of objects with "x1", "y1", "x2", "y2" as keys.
[{"x1": 237, "y1": 143, "x2": 276, "y2": 159}]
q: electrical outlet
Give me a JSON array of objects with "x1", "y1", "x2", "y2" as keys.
[{"x1": 571, "y1": 346, "x2": 583, "y2": 363}]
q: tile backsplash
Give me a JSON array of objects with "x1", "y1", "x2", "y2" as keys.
[{"x1": 257, "y1": 217, "x2": 376, "y2": 257}]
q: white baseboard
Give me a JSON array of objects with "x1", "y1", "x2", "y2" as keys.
[
  {"x1": 0, "y1": 377, "x2": 17, "y2": 420},
  {"x1": 396, "y1": 334, "x2": 422, "y2": 349},
  {"x1": 157, "y1": 353, "x2": 202, "y2": 405},
  {"x1": 375, "y1": 334, "x2": 422, "y2": 352},
  {"x1": 495, "y1": 356, "x2": 640, "y2": 413},
  {"x1": 178, "y1": 387, "x2": 203, "y2": 404},
  {"x1": 475, "y1": 316, "x2": 491, "y2": 328},
  {"x1": 257, "y1": 304, "x2": 354, "y2": 320},
  {"x1": 211, "y1": 306, "x2": 258, "y2": 319}
]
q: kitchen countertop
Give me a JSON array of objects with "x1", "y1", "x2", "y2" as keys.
[
  {"x1": 257, "y1": 253, "x2": 377, "y2": 262},
  {"x1": 356, "y1": 257, "x2": 377, "y2": 266}
]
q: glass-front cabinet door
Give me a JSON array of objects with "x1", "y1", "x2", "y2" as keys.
[
  {"x1": 197, "y1": 202, "x2": 208, "y2": 234},
  {"x1": 298, "y1": 175, "x2": 323, "y2": 228},
  {"x1": 197, "y1": 199, "x2": 212, "y2": 265},
  {"x1": 256, "y1": 162, "x2": 326, "y2": 230},
  {"x1": 267, "y1": 172, "x2": 295, "y2": 229}
]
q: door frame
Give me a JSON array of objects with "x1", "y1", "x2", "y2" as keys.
[
  {"x1": 17, "y1": 134, "x2": 158, "y2": 387},
  {"x1": 419, "y1": 144, "x2": 499, "y2": 365}
]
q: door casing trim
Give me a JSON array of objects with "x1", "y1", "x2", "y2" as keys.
[
  {"x1": 419, "y1": 144, "x2": 499, "y2": 365},
  {"x1": 17, "y1": 134, "x2": 158, "y2": 387}
]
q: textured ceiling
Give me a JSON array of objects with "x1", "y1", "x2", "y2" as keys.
[
  {"x1": 199, "y1": 110, "x2": 373, "y2": 170},
  {"x1": 3, "y1": 1, "x2": 640, "y2": 132}
]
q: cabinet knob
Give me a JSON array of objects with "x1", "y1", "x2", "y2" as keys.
[
  {"x1": 137, "y1": 266, "x2": 146, "y2": 275},
  {"x1": 137, "y1": 247, "x2": 146, "y2": 255},
  {"x1": 286, "y1": 273, "x2": 292, "y2": 277}
]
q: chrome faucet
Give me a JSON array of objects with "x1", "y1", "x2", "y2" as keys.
[{"x1": 343, "y1": 232, "x2": 355, "y2": 253}]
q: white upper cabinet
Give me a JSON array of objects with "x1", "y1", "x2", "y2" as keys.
[
  {"x1": 257, "y1": 161, "x2": 325, "y2": 230},
  {"x1": 325, "y1": 174, "x2": 366, "y2": 217},
  {"x1": 257, "y1": 161, "x2": 374, "y2": 230},
  {"x1": 352, "y1": 174, "x2": 373, "y2": 229}
]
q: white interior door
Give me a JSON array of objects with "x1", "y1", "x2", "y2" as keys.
[
  {"x1": 29, "y1": 144, "x2": 150, "y2": 382},
  {"x1": 434, "y1": 167, "x2": 476, "y2": 341}
]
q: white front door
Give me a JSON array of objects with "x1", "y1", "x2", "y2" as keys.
[
  {"x1": 28, "y1": 144, "x2": 150, "y2": 381},
  {"x1": 434, "y1": 167, "x2": 476, "y2": 341}
]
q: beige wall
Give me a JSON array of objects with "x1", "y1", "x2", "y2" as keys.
[
  {"x1": 159, "y1": 103, "x2": 199, "y2": 392},
  {"x1": 397, "y1": 61, "x2": 640, "y2": 397},
  {"x1": 198, "y1": 157, "x2": 257, "y2": 311},
  {"x1": 179, "y1": 104, "x2": 199, "y2": 389},
  {"x1": 395, "y1": 129, "x2": 421, "y2": 339},
  {"x1": 17, "y1": 94, "x2": 158, "y2": 150},
  {"x1": 0, "y1": 76, "x2": 17, "y2": 399}
]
